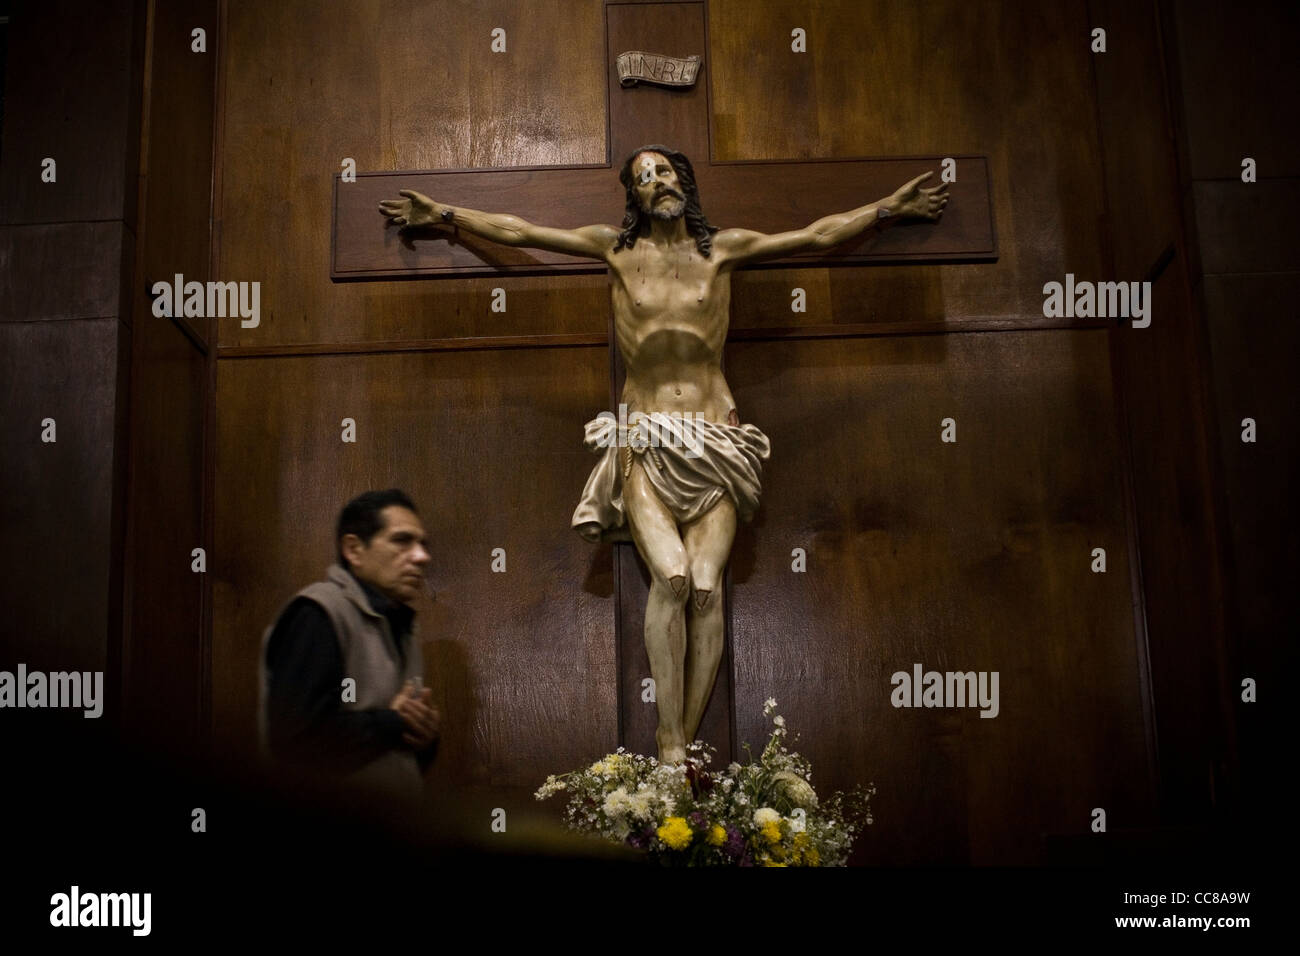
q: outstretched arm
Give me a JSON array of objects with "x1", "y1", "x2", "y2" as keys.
[
  {"x1": 379, "y1": 189, "x2": 617, "y2": 261},
  {"x1": 714, "y1": 172, "x2": 949, "y2": 268}
]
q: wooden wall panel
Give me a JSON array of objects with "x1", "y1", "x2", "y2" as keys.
[
  {"x1": 0, "y1": 1, "x2": 144, "y2": 729},
  {"x1": 0, "y1": 0, "x2": 141, "y2": 227},
  {"x1": 711, "y1": 0, "x2": 1105, "y2": 329},
  {"x1": 211, "y1": 346, "x2": 618, "y2": 789},
  {"x1": 0, "y1": 318, "x2": 127, "y2": 671},
  {"x1": 1202, "y1": 273, "x2": 1300, "y2": 652},
  {"x1": 1111, "y1": 251, "x2": 1229, "y2": 819},
  {"x1": 121, "y1": 316, "x2": 208, "y2": 746},
  {"x1": 1085, "y1": 0, "x2": 1244, "y2": 832},
  {"x1": 216, "y1": 0, "x2": 608, "y2": 350},
  {"x1": 1166, "y1": 0, "x2": 1297, "y2": 837},
  {"x1": 1192, "y1": 180, "x2": 1300, "y2": 276},
  {"x1": 726, "y1": 329, "x2": 1150, "y2": 864},
  {"x1": 1201, "y1": 272, "x2": 1299, "y2": 817},
  {"x1": 1089, "y1": 0, "x2": 1184, "y2": 281},
  {"x1": 120, "y1": 0, "x2": 219, "y2": 751},
  {"x1": 0, "y1": 222, "x2": 129, "y2": 321},
  {"x1": 1170, "y1": 0, "x2": 1300, "y2": 181}
]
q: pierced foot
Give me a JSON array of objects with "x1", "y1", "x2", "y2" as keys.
[
  {"x1": 660, "y1": 744, "x2": 687, "y2": 765},
  {"x1": 656, "y1": 728, "x2": 687, "y2": 765}
]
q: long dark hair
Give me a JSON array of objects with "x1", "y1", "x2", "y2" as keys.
[{"x1": 615, "y1": 145, "x2": 718, "y2": 258}]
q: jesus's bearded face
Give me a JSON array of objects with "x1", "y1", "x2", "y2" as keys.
[{"x1": 632, "y1": 151, "x2": 687, "y2": 221}]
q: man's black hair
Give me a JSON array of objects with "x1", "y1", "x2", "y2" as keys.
[
  {"x1": 615, "y1": 144, "x2": 719, "y2": 258},
  {"x1": 336, "y1": 488, "x2": 418, "y2": 567}
]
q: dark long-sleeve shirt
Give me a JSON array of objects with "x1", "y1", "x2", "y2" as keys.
[{"x1": 264, "y1": 568, "x2": 437, "y2": 775}]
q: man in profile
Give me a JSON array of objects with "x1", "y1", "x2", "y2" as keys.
[{"x1": 260, "y1": 488, "x2": 440, "y2": 804}]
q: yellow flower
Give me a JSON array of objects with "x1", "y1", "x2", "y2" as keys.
[
  {"x1": 786, "y1": 833, "x2": 811, "y2": 866},
  {"x1": 760, "y1": 821, "x2": 783, "y2": 845},
  {"x1": 707, "y1": 824, "x2": 727, "y2": 847},
  {"x1": 657, "y1": 816, "x2": 694, "y2": 850},
  {"x1": 762, "y1": 859, "x2": 788, "y2": 867},
  {"x1": 806, "y1": 848, "x2": 821, "y2": 867}
]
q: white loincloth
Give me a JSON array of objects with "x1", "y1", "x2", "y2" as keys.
[{"x1": 571, "y1": 411, "x2": 771, "y2": 539}]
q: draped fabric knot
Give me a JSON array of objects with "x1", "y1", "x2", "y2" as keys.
[{"x1": 572, "y1": 411, "x2": 772, "y2": 542}]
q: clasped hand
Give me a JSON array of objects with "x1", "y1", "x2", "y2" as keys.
[{"x1": 390, "y1": 679, "x2": 440, "y2": 749}]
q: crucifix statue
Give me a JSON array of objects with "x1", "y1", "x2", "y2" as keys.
[{"x1": 379, "y1": 146, "x2": 947, "y2": 762}]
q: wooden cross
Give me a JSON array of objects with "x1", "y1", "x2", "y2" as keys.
[{"x1": 329, "y1": 0, "x2": 996, "y2": 761}]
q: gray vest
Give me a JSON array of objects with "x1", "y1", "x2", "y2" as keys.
[{"x1": 258, "y1": 565, "x2": 425, "y2": 803}]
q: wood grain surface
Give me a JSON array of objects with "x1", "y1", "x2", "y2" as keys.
[{"x1": 200, "y1": 0, "x2": 1244, "y2": 862}]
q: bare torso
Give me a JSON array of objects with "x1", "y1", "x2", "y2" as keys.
[{"x1": 608, "y1": 237, "x2": 737, "y2": 424}]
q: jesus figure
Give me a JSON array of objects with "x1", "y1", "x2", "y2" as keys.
[{"x1": 380, "y1": 145, "x2": 947, "y2": 763}]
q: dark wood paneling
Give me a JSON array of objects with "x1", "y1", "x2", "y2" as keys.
[
  {"x1": 607, "y1": 0, "x2": 709, "y2": 163},
  {"x1": 136, "y1": 0, "x2": 220, "y2": 352},
  {"x1": 211, "y1": 346, "x2": 618, "y2": 786},
  {"x1": 1200, "y1": 272, "x2": 1299, "y2": 815},
  {"x1": 1170, "y1": 1, "x2": 1300, "y2": 182},
  {"x1": 120, "y1": 0, "x2": 219, "y2": 751},
  {"x1": 0, "y1": 222, "x2": 128, "y2": 321},
  {"x1": 121, "y1": 314, "x2": 208, "y2": 747},
  {"x1": 1108, "y1": 253, "x2": 1230, "y2": 821},
  {"x1": 1192, "y1": 180, "x2": 1300, "y2": 276},
  {"x1": 710, "y1": 0, "x2": 1102, "y2": 324},
  {"x1": 0, "y1": 0, "x2": 146, "y2": 738},
  {"x1": 0, "y1": 318, "x2": 126, "y2": 670},
  {"x1": 0, "y1": 0, "x2": 141, "y2": 226},
  {"x1": 726, "y1": 329, "x2": 1150, "y2": 864},
  {"x1": 1090, "y1": 0, "x2": 1183, "y2": 281},
  {"x1": 1201, "y1": 273, "x2": 1300, "y2": 649},
  {"x1": 1091, "y1": 0, "x2": 1240, "y2": 831},
  {"x1": 217, "y1": 0, "x2": 608, "y2": 349},
  {"x1": 331, "y1": 1, "x2": 996, "y2": 282}
]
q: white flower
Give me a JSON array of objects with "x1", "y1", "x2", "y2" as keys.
[
  {"x1": 602, "y1": 787, "x2": 632, "y2": 819},
  {"x1": 773, "y1": 715, "x2": 785, "y2": 727},
  {"x1": 771, "y1": 770, "x2": 819, "y2": 810},
  {"x1": 753, "y1": 807, "x2": 780, "y2": 826},
  {"x1": 627, "y1": 791, "x2": 655, "y2": 821},
  {"x1": 534, "y1": 775, "x2": 567, "y2": 799}
]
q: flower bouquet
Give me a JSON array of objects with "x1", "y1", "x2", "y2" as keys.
[{"x1": 534, "y1": 699, "x2": 875, "y2": 866}]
